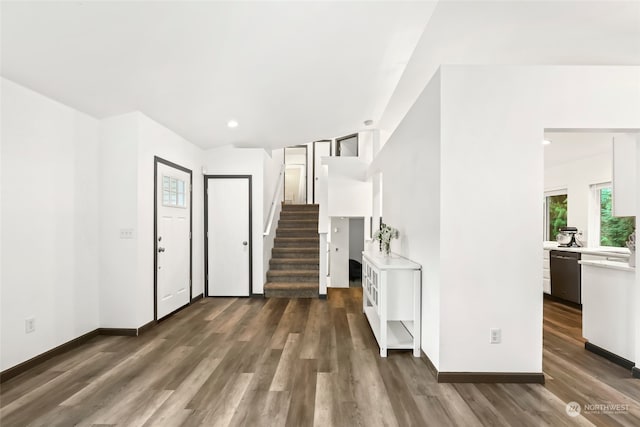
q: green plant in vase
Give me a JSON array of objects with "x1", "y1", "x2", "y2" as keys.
[{"x1": 373, "y1": 223, "x2": 399, "y2": 256}]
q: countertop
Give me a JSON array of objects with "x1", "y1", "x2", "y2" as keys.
[
  {"x1": 579, "y1": 259, "x2": 635, "y2": 272},
  {"x1": 362, "y1": 251, "x2": 422, "y2": 270},
  {"x1": 543, "y1": 242, "x2": 630, "y2": 259}
]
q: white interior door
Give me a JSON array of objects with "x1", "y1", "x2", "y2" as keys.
[
  {"x1": 157, "y1": 162, "x2": 191, "y2": 319},
  {"x1": 207, "y1": 177, "x2": 250, "y2": 296},
  {"x1": 314, "y1": 141, "x2": 331, "y2": 203}
]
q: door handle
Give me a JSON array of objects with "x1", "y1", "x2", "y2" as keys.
[
  {"x1": 242, "y1": 241, "x2": 248, "y2": 246},
  {"x1": 158, "y1": 247, "x2": 166, "y2": 253}
]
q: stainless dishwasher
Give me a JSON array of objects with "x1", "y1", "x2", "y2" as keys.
[{"x1": 549, "y1": 250, "x2": 581, "y2": 305}]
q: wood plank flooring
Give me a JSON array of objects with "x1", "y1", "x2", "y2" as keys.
[{"x1": 1, "y1": 290, "x2": 638, "y2": 426}]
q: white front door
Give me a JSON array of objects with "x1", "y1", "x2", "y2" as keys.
[
  {"x1": 207, "y1": 177, "x2": 251, "y2": 296},
  {"x1": 156, "y1": 162, "x2": 191, "y2": 319}
]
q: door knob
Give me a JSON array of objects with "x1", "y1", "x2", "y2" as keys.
[
  {"x1": 158, "y1": 247, "x2": 166, "y2": 253},
  {"x1": 242, "y1": 241, "x2": 248, "y2": 246}
]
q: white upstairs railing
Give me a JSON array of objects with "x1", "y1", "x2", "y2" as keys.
[{"x1": 263, "y1": 164, "x2": 285, "y2": 236}]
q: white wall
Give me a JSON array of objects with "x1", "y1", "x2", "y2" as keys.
[
  {"x1": 545, "y1": 152, "x2": 611, "y2": 243},
  {"x1": 1, "y1": 78, "x2": 100, "y2": 370},
  {"x1": 100, "y1": 112, "x2": 205, "y2": 328},
  {"x1": 612, "y1": 133, "x2": 638, "y2": 217},
  {"x1": 373, "y1": 70, "x2": 442, "y2": 367},
  {"x1": 318, "y1": 164, "x2": 329, "y2": 295},
  {"x1": 329, "y1": 217, "x2": 349, "y2": 287},
  {"x1": 358, "y1": 131, "x2": 375, "y2": 163},
  {"x1": 318, "y1": 165, "x2": 329, "y2": 234},
  {"x1": 203, "y1": 146, "x2": 266, "y2": 294},
  {"x1": 99, "y1": 113, "x2": 140, "y2": 328},
  {"x1": 324, "y1": 158, "x2": 372, "y2": 218},
  {"x1": 264, "y1": 148, "x2": 284, "y2": 218},
  {"x1": 376, "y1": 65, "x2": 640, "y2": 374},
  {"x1": 136, "y1": 113, "x2": 205, "y2": 325},
  {"x1": 439, "y1": 65, "x2": 640, "y2": 373}
]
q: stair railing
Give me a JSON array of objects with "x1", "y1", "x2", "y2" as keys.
[{"x1": 263, "y1": 164, "x2": 286, "y2": 236}]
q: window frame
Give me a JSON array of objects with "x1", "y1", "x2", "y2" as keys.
[
  {"x1": 162, "y1": 175, "x2": 188, "y2": 209},
  {"x1": 336, "y1": 133, "x2": 359, "y2": 157},
  {"x1": 543, "y1": 188, "x2": 568, "y2": 242},
  {"x1": 589, "y1": 181, "x2": 635, "y2": 249}
]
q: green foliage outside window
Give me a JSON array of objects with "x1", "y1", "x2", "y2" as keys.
[
  {"x1": 600, "y1": 187, "x2": 635, "y2": 247},
  {"x1": 547, "y1": 195, "x2": 567, "y2": 241}
]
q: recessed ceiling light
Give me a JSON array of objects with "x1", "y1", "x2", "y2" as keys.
[
  {"x1": 227, "y1": 120, "x2": 238, "y2": 128},
  {"x1": 543, "y1": 139, "x2": 552, "y2": 145}
]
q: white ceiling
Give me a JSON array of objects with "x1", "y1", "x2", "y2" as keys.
[
  {"x1": 379, "y1": 1, "x2": 640, "y2": 138},
  {"x1": 2, "y1": 1, "x2": 639, "y2": 151},
  {"x1": 543, "y1": 132, "x2": 617, "y2": 168},
  {"x1": 0, "y1": 1, "x2": 435, "y2": 149}
]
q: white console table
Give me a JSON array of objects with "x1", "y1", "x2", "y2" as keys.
[{"x1": 362, "y1": 251, "x2": 421, "y2": 357}]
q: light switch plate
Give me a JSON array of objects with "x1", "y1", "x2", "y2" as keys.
[
  {"x1": 490, "y1": 328, "x2": 501, "y2": 344},
  {"x1": 120, "y1": 229, "x2": 134, "y2": 239},
  {"x1": 25, "y1": 318, "x2": 35, "y2": 334}
]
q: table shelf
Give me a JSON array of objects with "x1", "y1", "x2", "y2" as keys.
[{"x1": 362, "y1": 251, "x2": 421, "y2": 357}]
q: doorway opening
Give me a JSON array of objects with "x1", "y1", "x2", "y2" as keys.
[
  {"x1": 541, "y1": 129, "x2": 639, "y2": 381},
  {"x1": 348, "y1": 217, "x2": 365, "y2": 288},
  {"x1": 284, "y1": 145, "x2": 308, "y2": 204},
  {"x1": 154, "y1": 156, "x2": 192, "y2": 321},
  {"x1": 328, "y1": 216, "x2": 365, "y2": 288}
]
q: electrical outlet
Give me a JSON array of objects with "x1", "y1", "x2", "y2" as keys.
[
  {"x1": 25, "y1": 318, "x2": 35, "y2": 334},
  {"x1": 119, "y1": 228, "x2": 134, "y2": 239},
  {"x1": 490, "y1": 328, "x2": 501, "y2": 344}
]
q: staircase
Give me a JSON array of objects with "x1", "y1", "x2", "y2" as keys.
[{"x1": 264, "y1": 203, "x2": 319, "y2": 298}]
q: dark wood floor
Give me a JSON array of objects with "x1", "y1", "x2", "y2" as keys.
[{"x1": 1, "y1": 290, "x2": 638, "y2": 426}]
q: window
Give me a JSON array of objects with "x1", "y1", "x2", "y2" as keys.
[
  {"x1": 336, "y1": 133, "x2": 358, "y2": 157},
  {"x1": 593, "y1": 184, "x2": 635, "y2": 247},
  {"x1": 162, "y1": 175, "x2": 187, "y2": 208},
  {"x1": 544, "y1": 190, "x2": 568, "y2": 241}
]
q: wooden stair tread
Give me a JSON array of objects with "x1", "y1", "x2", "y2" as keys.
[
  {"x1": 264, "y1": 282, "x2": 319, "y2": 289},
  {"x1": 280, "y1": 212, "x2": 319, "y2": 216},
  {"x1": 274, "y1": 237, "x2": 319, "y2": 240},
  {"x1": 281, "y1": 205, "x2": 319, "y2": 208},
  {"x1": 267, "y1": 269, "x2": 318, "y2": 276},
  {"x1": 272, "y1": 248, "x2": 317, "y2": 253}
]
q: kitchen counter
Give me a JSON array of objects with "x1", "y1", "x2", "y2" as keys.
[
  {"x1": 543, "y1": 242, "x2": 630, "y2": 259},
  {"x1": 581, "y1": 257, "x2": 635, "y2": 365},
  {"x1": 579, "y1": 259, "x2": 635, "y2": 272}
]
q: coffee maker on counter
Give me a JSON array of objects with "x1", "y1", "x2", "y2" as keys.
[{"x1": 556, "y1": 226, "x2": 582, "y2": 247}]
